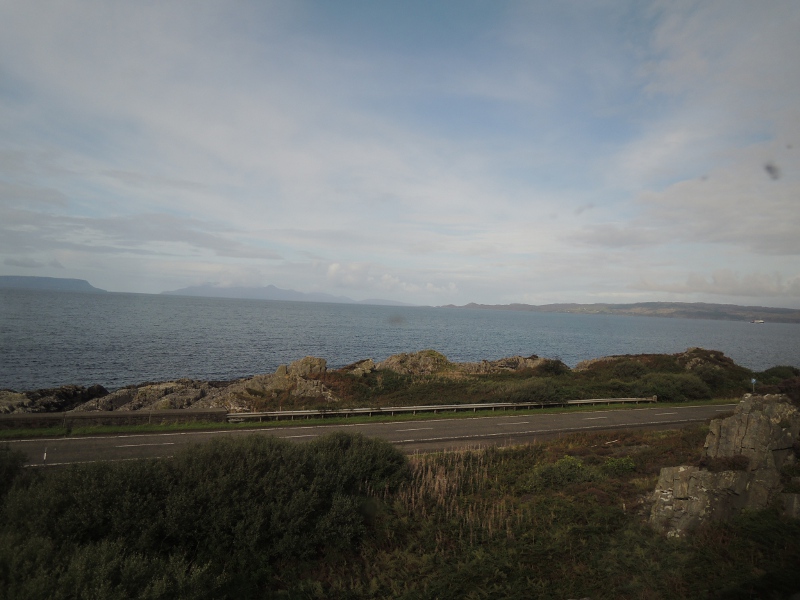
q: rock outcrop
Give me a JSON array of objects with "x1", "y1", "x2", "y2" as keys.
[
  {"x1": 460, "y1": 355, "x2": 548, "y2": 374},
  {"x1": 575, "y1": 347, "x2": 742, "y2": 374},
  {"x1": 339, "y1": 359, "x2": 376, "y2": 377},
  {"x1": 374, "y1": 350, "x2": 552, "y2": 376},
  {"x1": 649, "y1": 394, "x2": 800, "y2": 537},
  {"x1": 1, "y1": 384, "x2": 108, "y2": 414},
  {"x1": 74, "y1": 380, "x2": 219, "y2": 412},
  {"x1": 376, "y1": 350, "x2": 453, "y2": 375}
]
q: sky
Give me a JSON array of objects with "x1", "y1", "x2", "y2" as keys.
[{"x1": 1, "y1": 1, "x2": 799, "y2": 307}]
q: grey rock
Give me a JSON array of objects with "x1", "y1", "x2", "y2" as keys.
[
  {"x1": 0, "y1": 391, "x2": 31, "y2": 414},
  {"x1": 460, "y1": 355, "x2": 547, "y2": 374},
  {"x1": 292, "y1": 378, "x2": 339, "y2": 402},
  {"x1": 340, "y1": 358, "x2": 375, "y2": 377},
  {"x1": 288, "y1": 356, "x2": 327, "y2": 377},
  {"x1": 376, "y1": 350, "x2": 452, "y2": 375},
  {"x1": 650, "y1": 394, "x2": 800, "y2": 537},
  {"x1": 781, "y1": 493, "x2": 800, "y2": 519}
]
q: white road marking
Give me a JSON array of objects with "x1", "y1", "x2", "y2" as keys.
[
  {"x1": 584, "y1": 417, "x2": 608, "y2": 420},
  {"x1": 284, "y1": 434, "x2": 317, "y2": 438},
  {"x1": 395, "y1": 427, "x2": 434, "y2": 432},
  {"x1": 655, "y1": 412, "x2": 678, "y2": 416},
  {"x1": 26, "y1": 456, "x2": 174, "y2": 467},
  {"x1": 501, "y1": 422, "x2": 530, "y2": 425},
  {"x1": 116, "y1": 442, "x2": 176, "y2": 448},
  {"x1": 4, "y1": 404, "x2": 739, "y2": 445},
  {"x1": 394, "y1": 419, "x2": 698, "y2": 445}
]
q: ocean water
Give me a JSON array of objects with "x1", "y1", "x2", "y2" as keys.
[{"x1": 1, "y1": 289, "x2": 799, "y2": 391}]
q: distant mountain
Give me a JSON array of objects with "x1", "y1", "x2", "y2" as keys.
[
  {"x1": 161, "y1": 283, "x2": 413, "y2": 307},
  {"x1": 0, "y1": 276, "x2": 107, "y2": 293},
  {"x1": 441, "y1": 301, "x2": 800, "y2": 324}
]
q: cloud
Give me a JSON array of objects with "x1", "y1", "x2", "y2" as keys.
[
  {"x1": 632, "y1": 270, "x2": 800, "y2": 298},
  {"x1": 0, "y1": 2, "x2": 798, "y2": 306},
  {"x1": 4, "y1": 257, "x2": 46, "y2": 268}
]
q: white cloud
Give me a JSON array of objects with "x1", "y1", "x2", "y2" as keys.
[
  {"x1": 0, "y1": 1, "x2": 798, "y2": 306},
  {"x1": 633, "y1": 270, "x2": 800, "y2": 298}
]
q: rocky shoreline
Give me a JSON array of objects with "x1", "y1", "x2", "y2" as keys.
[
  {"x1": 2, "y1": 347, "x2": 798, "y2": 415},
  {"x1": 0, "y1": 351, "x2": 554, "y2": 414}
]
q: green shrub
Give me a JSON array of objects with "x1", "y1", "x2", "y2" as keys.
[
  {"x1": 758, "y1": 365, "x2": 800, "y2": 384},
  {"x1": 534, "y1": 359, "x2": 571, "y2": 376},
  {"x1": 0, "y1": 445, "x2": 25, "y2": 499},
  {"x1": 778, "y1": 377, "x2": 800, "y2": 403},
  {"x1": 601, "y1": 456, "x2": 636, "y2": 476},
  {"x1": 633, "y1": 373, "x2": 711, "y2": 402},
  {"x1": 610, "y1": 360, "x2": 649, "y2": 379},
  {"x1": 0, "y1": 433, "x2": 410, "y2": 599},
  {"x1": 503, "y1": 378, "x2": 563, "y2": 404},
  {"x1": 526, "y1": 455, "x2": 600, "y2": 491}
]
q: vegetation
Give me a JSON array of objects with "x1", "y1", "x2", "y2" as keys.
[
  {"x1": 257, "y1": 347, "x2": 775, "y2": 411},
  {"x1": 3, "y1": 427, "x2": 799, "y2": 599}
]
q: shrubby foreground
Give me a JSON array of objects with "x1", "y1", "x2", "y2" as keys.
[{"x1": 2, "y1": 425, "x2": 800, "y2": 599}]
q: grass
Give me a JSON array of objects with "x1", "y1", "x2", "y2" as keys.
[
  {"x1": 0, "y1": 427, "x2": 69, "y2": 440},
  {"x1": 304, "y1": 426, "x2": 800, "y2": 598},
  {"x1": 0, "y1": 397, "x2": 739, "y2": 440},
  {"x1": 3, "y1": 423, "x2": 797, "y2": 598}
]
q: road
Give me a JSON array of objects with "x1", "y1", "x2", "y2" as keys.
[{"x1": 8, "y1": 404, "x2": 736, "y2": 467}]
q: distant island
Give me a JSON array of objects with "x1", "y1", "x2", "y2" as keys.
[
  {"x1": 161, "y1": 283, "x2": 414, "y2": 307},
  {"x1": 441, "y1": 301, "x2": 800, "y2": 324},
  {"x1": 0, "y1": 276, "x2": 106, "y2": 293}
]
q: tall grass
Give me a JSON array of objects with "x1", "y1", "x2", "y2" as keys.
[{"x1": 3, "y1": 427, "x2": 798, "y2": 599}]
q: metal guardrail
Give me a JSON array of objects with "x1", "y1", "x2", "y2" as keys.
[
  {"x1": 0, "y1": 408, "x2": 228, "y2": 430},
  {"x1": 0, "y1": 398, "x2": 657, "y2": 429},
  {"x1": 226, "y1": 397, "x2": 657, "y2": 422}
]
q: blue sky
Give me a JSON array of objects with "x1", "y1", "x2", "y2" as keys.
[{"x1": 1, "y1": 0, "x2": 799, "y2": 306}]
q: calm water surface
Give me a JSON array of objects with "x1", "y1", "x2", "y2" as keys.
[{"x1": 1, "y1": 289, "x2": 798, "y2": 391}]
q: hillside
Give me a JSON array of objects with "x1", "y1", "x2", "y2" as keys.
[
  {"x1": 442, "y1": 301, "x2": 800, "y2": 323},
  {"x1": 0, "y1": 276, "x2": 106, "y2": 293},
  {"x1": 161, "y1": 283, "x2": 412, "y2": 306}
]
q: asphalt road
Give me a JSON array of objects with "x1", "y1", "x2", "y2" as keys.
[{"x1": 8, "y1": 404, "x2": 736, "y2": 467}]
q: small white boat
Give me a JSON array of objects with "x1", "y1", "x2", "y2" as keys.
[{"x1": 750, "y1": 319, "x2": 765, "y2": 324}]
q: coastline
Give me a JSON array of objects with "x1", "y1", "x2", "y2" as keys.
[{"x1": 3, "y1": 347, "x2": 797, "y2": 418}]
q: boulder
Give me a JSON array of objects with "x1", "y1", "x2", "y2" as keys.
[
  {"x1": 75, "y1": 380, "x2": 211, "y2": 411},
  {"x1": 705, "y1": 394, "x2": 800, "y2": 470},
  {"x1": 782, "y1": 494, "x2": 800, "y2": 519},
  {"x1": 292, "y1": 378, "x2": 339, "y2": 402},
  {"x1": 461, "y1": 355, "x2": 546, "y2": 374},
  {"x1": 377, "y1": 350, "x2": 452, "y2": 375},
  {"x1": 339, "y1": 358, "x2": 376, "y2": 377},
  {"x1": 0, "y1": 390, "x2": 31, "y2": 414},
  {"x1": 11, "y1": 384, "x2": 109, "y2": 413},
  {"x1": 650, "y1": 394, "x2": 800, "y2": 537},
  {"x1": 288, "y1": 356, "x2": 327, "y2": 377}
]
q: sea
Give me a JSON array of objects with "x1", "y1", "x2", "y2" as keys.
[{"x1": 1, "y1": 289, "x2": 799, "y2": 392}]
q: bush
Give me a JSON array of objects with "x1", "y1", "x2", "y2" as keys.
[
  {"x1": 601, "y1": 456, "x2": 636, "y2": 476},
  {"x1": 633, "y1": 373, "x2": 711, "y2": 402},
  {"x1": 503, "y1": 378, "x2": 563, "y2": 404},
  {"x1": 0, "y1": 445, "x2": 25, "y2": 499},
  {"x1": 534, "y1": 359, "x2": 571, "y2": 376},
  {"x1": 610, "y1": 360, "x2": 649, "y2": 379},
  {"x1": 0, "y1": 433, "x2": 411, "y2": 599},
  {"x1": 526, "y1": 455, "x2": 600, "y2": 491},
  {"x1": 758, "y1": 366, "x2": 800, "y2": 384},
  {"x1": 778, "y1": 377, "x2": 800, "y2": 403}
]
